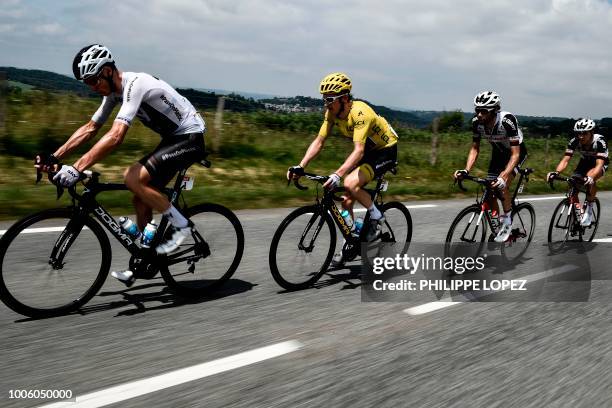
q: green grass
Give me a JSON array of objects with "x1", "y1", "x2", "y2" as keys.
[{"x1": 1, "y1": 89, "x2": 610, "y2": 220}]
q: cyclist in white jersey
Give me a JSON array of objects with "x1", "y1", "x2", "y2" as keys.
[
  {"x1": 453, "y1": 91, "x2": 528, "y2": 243},
  {"x1": 48, "y1": 44, "x2": 206, "y2": 285},
  {"x1": 546, "y1": 118, "x2": 609, "y2": 226}
]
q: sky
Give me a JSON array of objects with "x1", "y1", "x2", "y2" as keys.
[{"x1": 2, "y1": 0, "x2": 612, "y2": 118}]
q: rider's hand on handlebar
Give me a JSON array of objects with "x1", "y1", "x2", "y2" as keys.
[
  {"x1": 453, "y1": 169, "x2": 469, "y2": 180},
  {"x1": 492, "y1": 175, "x2": 507, "y2": 190},
  {"x1": 323, "y1": 173, "x2": 341, "y2": 190},
  {"x1": 53, "y1": 165, "x2": 81, "y2": 187},
  {"x1": 546, "y1": 171, "x2": 559, "y2": 183},
  {"x1": 287, "y1": 165, "x2": 304, "y2": 181}
]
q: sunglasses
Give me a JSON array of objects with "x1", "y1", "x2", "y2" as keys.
[
  {"x1": 84, "y1": 74, "x2": 102, "y2": 87},
  {"x1": 475, "y1": 108, "x2": 495, "y2": 114},
  {"x1": 322, "y1": 94, "x2": 345, "y2": 105},
  {"x1": 575, "y1": 131, "x2": 591, "y2": 136}
]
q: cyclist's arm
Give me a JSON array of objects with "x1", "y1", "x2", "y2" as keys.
[
  {"x1": 53, "y1": 120, "x2": 102, "y2": 160},
  {"x1": 299, "y1": 135, "x2": 326, "y2": 168},
  {"x1": 587, "y1": 158, "x2": 605, "y2": 181},
  {"x1": 464, "y1": 141, "x2": 480, "y2": 172},
  {"x1": 73, "y1": 121, "x2": 129, "y2": 171},
  {"x1": 334, "y1": 141, "x2": 365, "y2": 178},
  {"x1": 554, "y1": 154, "x2": 572, "y2": 174},
  {"x1": 500, "y1": 144, "x2": 520, "y2": 181}
]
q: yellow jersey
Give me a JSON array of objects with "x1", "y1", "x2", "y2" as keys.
[{"x1": 318, "y1": 100, "x2": 398, "y2": 151}]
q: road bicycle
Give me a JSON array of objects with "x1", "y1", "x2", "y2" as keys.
[
  {"x1": 0, "y1": 158, "x2": 244, "y2": 318},
  {"x1": 445, "y1": 167, "x2": 536, "y2": 264},
  {"x1": 269, "y1": 165, "x2": 412, "y2": 290},
  {"x1": 547, "y1": 174, "x2": 600, "y2": 242}
]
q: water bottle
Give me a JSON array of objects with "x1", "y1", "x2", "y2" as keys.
[
  {"x1": 354, "y1": 217, "x2": 364, "y2": 234},
  {"x1": 340, "y1": 209, "x2": 353, "y2": 229},
  {"x1": 119, "y1": 216, "x2": 141, "y2": 239},
  {"x1": 140, "y1": 220, "x2": 158, "y2": 248}
]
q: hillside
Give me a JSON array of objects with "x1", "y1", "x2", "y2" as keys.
[{"x1": 2, "y1": 66, "x2": 610, "y2": 135}]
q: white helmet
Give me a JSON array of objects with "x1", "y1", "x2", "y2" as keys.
[
  {"x1": 473, "y1": 91, "x2": 501, "y2": 110},
  {"x1": 574, "y1": 118, "x2": 595, "y2": 132},
  {"x1": 72, "y1": 44, "x2": 114, "y2": 81}
]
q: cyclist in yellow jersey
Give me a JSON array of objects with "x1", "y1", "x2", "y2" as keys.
[{"x1": 288, "y1": 72, "x2": 398, "y2": 264}]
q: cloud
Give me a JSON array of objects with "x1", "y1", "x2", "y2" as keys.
[{"x1": 2, "y1": 0, "x2": 612, "y2": 117}]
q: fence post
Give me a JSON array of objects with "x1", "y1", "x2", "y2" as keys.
[
  {"x1": 211, "y1": 96, "x2": 225, "y2": 153},
  {"x1": 430, "y1": 117, "x2": 440, "y2": 166}
]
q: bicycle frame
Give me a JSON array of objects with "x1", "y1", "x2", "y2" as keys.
[
  {"x1": 296, "y1": 174, "x2": 390, "y2": 252},
  {"x1": 49, "y1": 166, "x2": 206, "y2": 271},
  {"x1": 458, "y1": 168, "x2": 533, "y2": 240}
]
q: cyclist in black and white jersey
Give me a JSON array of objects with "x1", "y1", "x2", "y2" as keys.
[
  {"x1": 453, "y1": 91, "x2": 528, "y2": 243},
  {"x1": 49, "y1": 44, "x2": 206, "y2": 285},
  {"x1": 546, "y1": 118, "x2": 608, "y2": 226}
]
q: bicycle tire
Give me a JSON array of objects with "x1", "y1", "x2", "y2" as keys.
[
  {"x1": 159, "y1": 203, "x2": 244, "y2": 297},
  {"x1": 582, "y1": 198, "x2": 600, "y2": 242},
  {"x1": 0, "y1": 208, "x2": 111, "y2": 318},
  {"x1": 269, "y1": 205, "x2": 336, "y2": 291},
  {"x1": 445, "y1": 204, "x2": 487, "y2": 260},
  {"x1": 501, "y1": 202, "x2": 535, "y2": 261},
  {"x1": 548, "y1": 199, "x2": 579, "y2": 243},
  {"x1": 380, "y1": 201, "x2": 413, "y2": 248}
]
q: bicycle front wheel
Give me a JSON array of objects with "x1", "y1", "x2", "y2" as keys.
[
  {"x1": 0, "y1": 208, "x2": 111, "y2": 318},
  {"x1": 269, "y1": 205, "x2": 336, "y2": 291},
  {"x1": 445, "y1": 205, "x2": 487, "y2": 260},
  {"x1": 501, "y1": 202, "x2": 536, "y2": 261},
  {"x1": 159, "y1": 203, "x2": 244, "y2": 297},
  {"x1": 548, "y1": 199, "x2": 577, "y2": 243}
]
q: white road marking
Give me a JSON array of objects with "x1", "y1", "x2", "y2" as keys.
[
  {"x1": 593, "y1": 238, "x2": 612, "y2": 242},
  {"x1": 521, "y1": 196, "x2": 563, "y2": 202},
  {"x1": 353, "y1": 204, "x2": 438, "y2": 213},
  {"x1": 39, "y1": 340, "x2": 303, "y2": 408},
  {"x1": 0, "y1": 227, "x2": 89, "y2": 237},
  {"x1": 403, "y1": 264, "x2": 578, "y2": 316}
]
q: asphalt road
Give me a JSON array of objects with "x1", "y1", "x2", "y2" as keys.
[{"x1": 2, "y1": 191, "x2": 612, "y2": 408}]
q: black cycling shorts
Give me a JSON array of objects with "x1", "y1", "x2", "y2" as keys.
[
  {"x1": 487, "y1": 143, "x2": 528, "y2": 180},
  {"x1": 573, "y1": 159, "x2": 608, "y2": 178},
  {"x1": 358, "y1": 144, "x2": 398, "y2": 183},
  {"x1": 139, "y1": 133, "x2": 206, "y2": 188}
]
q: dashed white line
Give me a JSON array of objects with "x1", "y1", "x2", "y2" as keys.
[
  {"x1": 38, "y1": 340, "x2": 303, "y2": 408},
  {"x1": 403, "y1": 264, "x2": 579, "y2": 316}
]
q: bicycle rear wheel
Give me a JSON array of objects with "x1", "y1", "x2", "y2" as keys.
[
  {"x1": 159, "y1": 203, "x2": 244, "y2": 297},
  {"x1": 364, "y1": 201, "x2": 412, "y2": 263},
  {"x1": 445, "y1": 205, "x2": 487, "y2": 262},
  {"x1": 581, "y1": 198, "x2": 600, "y2": 242},
  {"x1": 269, "y1": 205, "x2": 336, "y2": 290},
  {"x1": 0, "y1": 208, "x2": 111, "y2": 318},
  {"x1": 501, "y1": 202, "x2": 535, "y2": 261}
]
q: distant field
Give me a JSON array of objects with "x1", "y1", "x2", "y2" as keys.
[{"x1": 1, "y1": 89, "x2": 609, "y2": 220}]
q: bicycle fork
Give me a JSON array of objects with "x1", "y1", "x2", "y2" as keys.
[{"x1": 49, "y1": 214, "x2": 87, "y2": 269}]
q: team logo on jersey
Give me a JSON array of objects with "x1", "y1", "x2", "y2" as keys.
[
  {"x1": 502, "y1": 117, "x2": 516, "y2": 131},
  {"x1": 126, "y1": 76, "x2": 138, "y2": 102}
]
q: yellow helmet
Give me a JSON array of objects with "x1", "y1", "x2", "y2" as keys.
[{"x1": 319, "y1": 72, "x2": 352, "y2": 94}]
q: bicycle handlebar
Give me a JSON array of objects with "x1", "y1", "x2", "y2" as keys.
[
  {"x1": 548, "y1": 174, "x2": 585, "y2": 191},
  {"x1": 287, "y1": 168, "x2": 329, "y2": 191}
]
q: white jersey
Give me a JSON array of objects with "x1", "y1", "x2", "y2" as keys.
[
  {"x1": 92, "y1": 72, "x2": 205, "y2": 137},
  {"x1": 472, "y1": 111, "x2": 524, "y2": 150}
]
